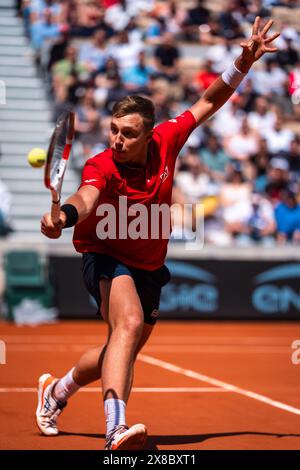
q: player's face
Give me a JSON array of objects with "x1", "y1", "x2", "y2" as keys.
[{"x1": 109, "y1": 113, "x2": 153, "y2": 165}]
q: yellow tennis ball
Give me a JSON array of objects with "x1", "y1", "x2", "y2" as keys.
[{"x1": 27, "y1": 148, "x2": 46, "y2": 168}]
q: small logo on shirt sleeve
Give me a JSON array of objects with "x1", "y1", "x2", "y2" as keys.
[
  {"x1": 84, "y1": 179, "x2": 98, "y2": 183},
  {"x1": 160, "y1": 166, "x2": 169, "y2": 183},
  {"x1": 168, "y1": 119, "x2": 177, "y2": 123}
]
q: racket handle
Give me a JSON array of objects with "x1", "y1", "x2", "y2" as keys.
[{"x1": 51, "y1": 200, "x2": 61, "y2": 225}]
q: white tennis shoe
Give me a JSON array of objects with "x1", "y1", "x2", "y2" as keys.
[
  {"x1": 36, "y1": 373, "x2": 67, "y2": 436},
  {"x1": 105, "y1": 423, "x2": 147, "y2": 450}
]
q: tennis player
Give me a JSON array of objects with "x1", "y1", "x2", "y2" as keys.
[{"x1": 37, "y1": 18, "x2": 279, "y2": 450}]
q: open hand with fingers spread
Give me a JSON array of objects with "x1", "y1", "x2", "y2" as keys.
[{"x1": 236, "y1": 16, "x2": 280, "y2": 72}]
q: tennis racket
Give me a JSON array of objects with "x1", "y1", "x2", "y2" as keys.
[{"x1": 44, "y1": 111, "x2": 75, "y2": 225}]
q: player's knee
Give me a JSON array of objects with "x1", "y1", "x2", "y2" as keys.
[{"x1": 115, "y1": 310, "x2": 144, "y2": 339}]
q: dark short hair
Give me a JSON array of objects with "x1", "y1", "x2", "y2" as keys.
[{"x1": 112, "y1": 95, "x2": 155, "y2": 131}]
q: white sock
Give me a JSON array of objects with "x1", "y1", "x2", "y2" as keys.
[
  {"x1": 53, "y1": 368, "x2": 80, "y2": 402},
  {"x1": 104, "y1": 398, "x2": 126, "y2": 435}
]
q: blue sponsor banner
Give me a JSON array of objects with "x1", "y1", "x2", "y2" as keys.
[{"x1": 50, "y1": 256, "x2": 300, "y2": 320}]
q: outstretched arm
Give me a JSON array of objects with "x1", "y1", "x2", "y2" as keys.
[
  {"x1": 41, "y1": 185, "x2": 100, "y2": 239},
  {"x1": 189, "y1": 17, "x2": 280, "y2": 126}
]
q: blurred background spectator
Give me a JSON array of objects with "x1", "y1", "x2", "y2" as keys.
[
  {"x1": 22, "y1": 0, "x2": 300, "y2": 245},
  {"x1": 0, "y1": 178, "x2": 13, "y2": 238}
]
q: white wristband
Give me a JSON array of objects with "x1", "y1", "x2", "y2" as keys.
[{"x1": 221, "y1": 62, "x2": 246, "y2": 89}]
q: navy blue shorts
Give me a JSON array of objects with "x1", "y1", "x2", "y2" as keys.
[{"x1": 81, "y1": 253, "x2": 171, "y2": 325}]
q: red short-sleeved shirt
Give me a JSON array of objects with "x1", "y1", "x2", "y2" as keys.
[{"x1": 73, "y1": 110, "x2": 197, "y2": 270}]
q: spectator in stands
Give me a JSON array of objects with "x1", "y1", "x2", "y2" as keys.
[
  {"x1": 109, "y1": 30, "x2": 144, "y2": 71},
  {"x1": 0, "y1": 179, "x2": 12, "y2": 238},
  {"x1": 212, "y1": 93, "x2": 245, "y2": 138},
  {"x1": 238, "y1": 77, "x2": 259, "y2": 112},
  {"x1": 262, "y1": 113, "x2": 295, "y2": 155},
  {"x1": 150, "y1": 83, "x2": 173, "y2": 123},
  {"x1": 285, "y1": 137, "x2": 300, "y2": 184},
  {"x1": 78, "y1": 28, "x2": 109, "y2": 74},
  {"x1": 244, "y1": 0, "x2": 270, "y2": 24},
  {"x1": 248, "y1": 96, "x2": 277, "y2": 133},
  {"x1": 252, "y1": 58, "x2": 287, "y2": 98},
  {"x1": 275, "y1": 188, "x2": 300, "y2": 244},
  {"x1": 200, "y1": 134, "x2": 230, "y2": 180},
  {"x1": 52, "y1": 44, "x2": 89, "y2": 92},
  {"x1": 153, "y1": 32, "x2": 181, "y2": 82},
  {"x1": 30, "y1": 7, "x2": 62, "y2": 61},
  {"x1": 288, "y1": 59, "x2": 300, "y2": 119},
  {"x1": 196, "y1": 58, "x2": 219, "y2": 92},
  {"x1": 175, "y1": 150, "x2": 212, "y2": 204},
  {"x1": 224, "y1": 116, "x2": 260, "y2": 161},
  {"x1": 219, "y1": 165, "x2": 253, "y2": 243},
  {"x1": 250, "y1": 137, "x2": 272, "y2": 192},
  {"x1": 217, "y1": 0, "x2": 245, "y2": 40},
  {"x1": 121, "y1": 51, "x2": 155, "y2": 94},
  {"x1": 265, "y1": 157, "x2": 290, "y2": 203},
  {"x1": 276, "y1": 34, "x2": 299, "y2": 71},
  {"x1": 246, "y1": 192, "x2": 275, "y2": 244},
  {"x1": 181, "y1": 0, "x2": 210, "y2": 42},
  {"x1": 94, "y1": 57, "x2": 127, "y2": 111}
]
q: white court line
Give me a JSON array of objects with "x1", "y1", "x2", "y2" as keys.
[
  {"x1": 138, "y1": 353, "x2": 300, "y2": 417},
  {"x1": 0, "y1": 387, "x2": 229, "y2": 393}
]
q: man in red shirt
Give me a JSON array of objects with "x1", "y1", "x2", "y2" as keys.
[{"x1": 37, "y1": 18, "x2": 279, "y2": 450}]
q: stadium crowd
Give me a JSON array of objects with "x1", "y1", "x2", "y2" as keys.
[{"x1": 20, "y1": 0, "x2": 300, "y2": 245}]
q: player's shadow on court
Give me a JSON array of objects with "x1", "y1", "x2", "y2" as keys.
[
  {"x1": 146, "y1": 431, "x2": 300, "y2": 450},
  {"x1": 58, "y1": 431, "x2": 300, "y2": 449}
]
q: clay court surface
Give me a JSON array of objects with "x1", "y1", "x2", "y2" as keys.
[{"x1": 0, "y1": 320, "x2": 300, "y2": 450}]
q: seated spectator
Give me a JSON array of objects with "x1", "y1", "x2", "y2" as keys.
[
  {"x1": 200, "y1": 134, "x2": 230, "y2": 179},
  {"x1": 262, "y1": 114, "x2": 295, "y2": 155},
  {"x1": 153, "y1": 32, "x2": 181, "y2": 82},
  {"x1": 75, "y1": 87, "x2": 100, "y2": 130},
  {"x1": 275, "y1": 189, "x2": 300, "y2": 244},
  {"x1": 224, "y1": 116, "x2": 259, "y2": 162},
  {"x1": 144, "y1": 16, "x2": 166, "y2": 45},
  {"x1": 150, "y1": 84, "x2": 173, "y2": 123},
  {"x1": 250, "y1": 137, "x2": 272, "y2": 193},
  {"x1": 212, "y1": 93, "x2": 245, "y2": 138},
  {"x1": 121, "y1": 51, "x2": 155, "y2": 93},
  {"x1": 265, "y1": 157, "x2": 290, "y2": 204},
  {"x1": 217, "y1": 0, "x2": 245, "y2": 40},
  {"x1": 246, "y1": 192, "x2": 275, "y2": 244},
  {"x1": 175, "y1": 150, "x2": 212, "y2": 203},
  {"x1": 0, "y1": 179, "x2": 12, "y2": 237},
  {"x1": 276, "y1": 34, "x2": 299, "y2": 72},
  {"x1": 198, "y1": 15, "x2": 224, "y2": 46},
  {"x1": 248, "y1": 96, "x2": 277, "y2": 134},
  {"x1": 109, "y1": 30, "x2": 144, "y2": 71},
  {"x1": 94, "y1": 57, "x2": 127, "y2": 111},
  {"x1": 238, "y1": 77, "x2": 259, "y2": 112},
  {"x1": 252, "y1": 58, "x2": 288, "y2": 98},
  {"x1": 30, "y1": 7, "x2": 62, "y2": 61},
  {"x1": 52, "y1": 44, "x2": 89, "y2": 91},
  {"x1": 287, "y1": 138, "x2": 300, "y2": 180},
  {"x1": 244, "y1": 0, "x2": 270, "y2": 24},
  {"x1": 219, "y1": 166, "x2": 253, "y2": 242},
  {"x1": 195, "y1": 59, "x2": 218, "y2": 92},
  {"x1": 181, "y1": 0, "x2": 210, "y2": 42},
  {"x1": 78, "y1": 28, "x2": 109, "y2": 74},
  {"x1": 74, "y1": 88, "x2": 104, "y2": 166},
  {"x1": 288, "y1": 60, "x2": 300, "y2": 119}
]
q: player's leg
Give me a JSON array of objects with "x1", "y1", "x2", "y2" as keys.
[
  {"x1": 36, "y1": 277, "x2": 154, "y2": 437},
  {"x1": 102, "y1": 275, "x2": 149, "y2": 450},
  {"x1": 66, "y1": 279, "x2": 153, "y2": 387}
]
